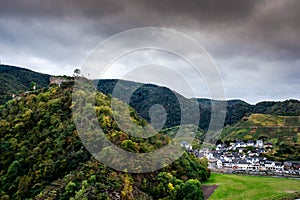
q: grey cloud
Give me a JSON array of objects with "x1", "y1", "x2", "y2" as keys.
[
  {"x1": 0, "y1": 15, "x2": 104, "y2": 70},
  {"x1": 2, "y1": 0, "x2": 299, "y2": 59},
  {"x1": 236, "y1": 0, "x2": 300, "y2": 60},
  {"x1": 0, "y1": 0, "x2": 122, "y2": 18},
  {"x1": 218, "y1": 57, "x2": 300, "y2": 103},
  {"x1": 0, "y1": 0, "x2": 258, "y2": 19},
  {"x1": 0, "y1": 0, "x2": 299, "y2": 103}
]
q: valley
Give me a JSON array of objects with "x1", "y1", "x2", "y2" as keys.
[{"x1": 0, "y1": 65, "x2": 299, "y2": 199}]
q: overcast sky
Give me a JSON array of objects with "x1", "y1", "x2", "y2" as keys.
[{"x1": 0, "y1": 0, "x2": 299, "y2": 104}]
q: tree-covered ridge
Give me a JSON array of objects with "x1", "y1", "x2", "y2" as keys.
[
  {"x1": 96, "y1": 79, "x2": 300, "y2": 130},
  {"x1": 1, "y1": 64, "x2": 299, "y2": 129},
  {"x1": 253, "y1": 99, "x2": 300, "y2": 116},
  {"x1": 0, "y1": 64, "x2": 50, "y2": 105},
  {"x1": 0, "y1": 83, "x2": 209, "y2": 199}
]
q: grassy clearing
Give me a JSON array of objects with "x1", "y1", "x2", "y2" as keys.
[{"x1": 204, "y1": 173, "x2": 300, "y2": 200}]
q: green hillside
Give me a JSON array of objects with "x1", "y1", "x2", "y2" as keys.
[
  {"x1": 160, "y1": 125, "x2": 206, "y2": 149},
  {"x1": 220, "y1": 113, "x2": 300, "y2": 161},
  {"x1": 96, "y1": 79, "x2": 300, "y2": 131},
  {"x1": 96, "y1": 79, "x2": 256, "y2": 130},
  {"x1": 0, "y1": 65, "x2": 299, "y2": 199},
  {"x1": 0, "y1": 82, "x2": 210, "y2": 199},
  {"x1": 253, "y1": 100, "x2": 300, "y2": 116},
  {"x1": 0, "y1": 65, "x2": 50, "y2": 105},
  {"x1": 1, "y1": 65, "x2": 299, "y2": 130}
]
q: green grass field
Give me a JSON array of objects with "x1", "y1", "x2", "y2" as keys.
[{"x1": 204, "y1": 173, "x2": 300, "y2": 200}]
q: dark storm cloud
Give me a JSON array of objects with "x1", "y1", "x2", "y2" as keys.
[
  {"x1": 237, "y1": 0, "x2": 300, "y2": 60},
  {"x1": 134, "y1": 0, "x2": 259, "y2": 23},
  {"x1": 0, "y1": 0, "x2": 122, "y2": 18},
  {"x1": 0, "y1": 0, "x2": 260, "y2": 36},
  {"x1": 0, "y1": 0, "x2": 299, "y2": 103},
  {"x1": 3, "y1": 0, "x2": 298, "y2": 60},
  {"x1": 0, "y1": 0, "x2": 257, "y2": 19}
]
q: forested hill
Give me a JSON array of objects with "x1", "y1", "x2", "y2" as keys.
[
  {"x1": 0, "y1": 65, "x2": 299, "y2": 198},
  {"x1": 0, "y1": 82, "x2": 210, "y2": 199},
  {"x1": 96, "y1": 79, "x2": 300, "y2": 130},
  {"x1": 0, "y1": 64, "x2": 50, "y2": 105},
  {"x1": 0, "y1": 65, "x2": 299, "y2": 130}
]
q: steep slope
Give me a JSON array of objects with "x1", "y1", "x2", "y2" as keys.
[
  {"x1": 0, "y1": 83, "x2": 209, "y2": 199},
  {"x1": 96, "y1": 79, "x2": 300, "y2": 131},
  {"x1": 0, "y1": 65, "x2": 298, "y2": 130},
  {"x1": 160, "y1": 125, "x2": 206, "y2": 149},
  {"x1": 0, "y1": 65, "x2": 50, "y2": 104},
  {"x1": 96, "y1": 79, "x2": 187, "y2": 129},
  {"x1": 220, "y1": 113, "x2": 300, "y2": 161},
  {"x1": 96, "y1": 79, "x2": 242, "y2": 130}
]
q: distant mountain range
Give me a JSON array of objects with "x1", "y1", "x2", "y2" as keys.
[{"x1": 1, "y1": 64, "x2": 299, "y2": 130}]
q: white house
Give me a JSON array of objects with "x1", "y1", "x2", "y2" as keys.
[
  {"x1": 256, "y1": 140, "x2": 264, "y2": 148},
  {"x1": 274, "y1": 162, "x2": 284, "y2": 171},
  {"x1": 217, "y1": 160, "x2": 223, "y2": 169},
  {"x1": 237, "y1": 160, "x2": 250, "y2": 170},
  {"x1": 264, "y1": 161, "x2": 275, "y2": 171},
  {"x1": 247, "y1": 140, "x2": 255, "y2": 146}
]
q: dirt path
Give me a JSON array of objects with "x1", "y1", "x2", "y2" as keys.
[{"x1": 202, "y1": 185, "x2": 219, "y2": 200}]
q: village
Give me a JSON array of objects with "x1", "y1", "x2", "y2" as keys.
[{"x1": 182, "y1": 140, "x2": 300, "y2": 177}]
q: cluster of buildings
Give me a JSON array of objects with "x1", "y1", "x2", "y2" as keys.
[{"x1": 181, "y1": 140, "x2": 300, "y2": 176}]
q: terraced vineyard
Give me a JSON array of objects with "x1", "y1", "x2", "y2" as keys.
[
  {"x1": 220, "y1": 114, "x2": 300, "y2": 161},
  {"x1": 221, "y1": 114, "x2": 300, "y2": 141}
]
